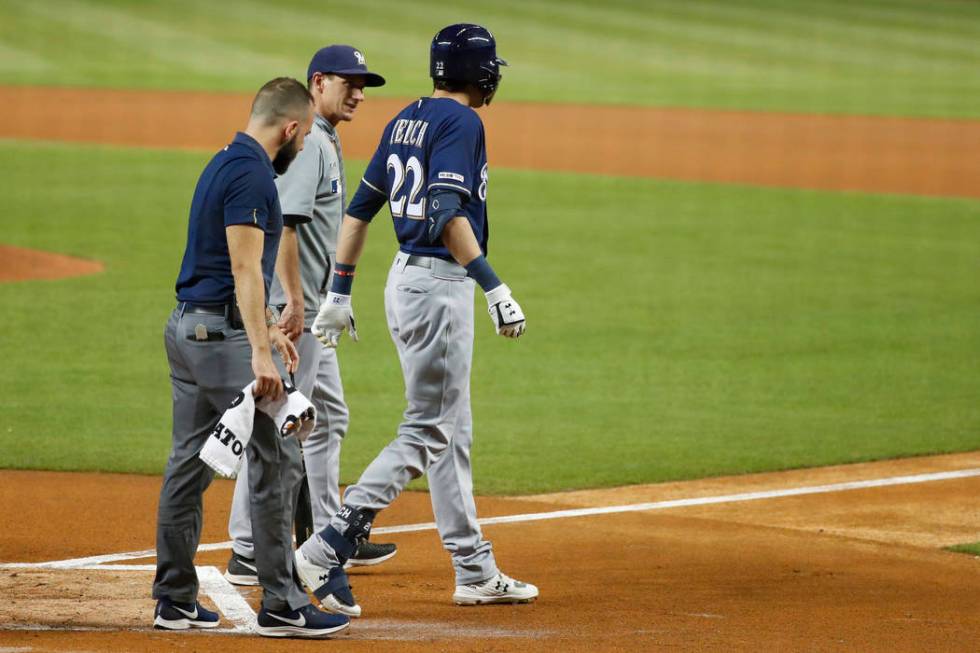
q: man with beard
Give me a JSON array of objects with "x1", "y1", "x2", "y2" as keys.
[
  {"x1": 225, "y1": 47, "x2": 397, "y2": 590},
  {"x1": 153, "y1": 77, "x2": 348, "y2": 638}
]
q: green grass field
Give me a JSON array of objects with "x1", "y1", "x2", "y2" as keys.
[
  {"x1": 946, "y1": 542, "x2": 980, "y2": 557},
  {"x1": 1, "y1": 0, "x2": 978, "y2": 494},
  {"x1": 1, "y1": 140, "x2": 977, "y2": 493},
  {"x1": 1, "y1": 0, "x2": 979, "y2": 116}
]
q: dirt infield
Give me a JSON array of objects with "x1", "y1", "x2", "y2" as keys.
[
  {"x1": 2, "y1": 86, "x2": 980, "y2": 649},
  {"x1": 0, "y1": 244, "x2": 103, "y2": 282},
  {"x1": 3, "y1": 84, "x2": 978, "y2": 284},
  {"x1": 1, "y1": 454, "x2": 979, "y2": 651},
  {"x1": 2, "y1": 85, "x2": 979, "y2": 199}
]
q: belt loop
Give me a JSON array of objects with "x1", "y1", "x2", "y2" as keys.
[
  {"x1": 178, "y1": 302, "x2": 187, "y2": 318},
  {"x1": 394, "y1": 252, "x2": 409, "y2": 273}
]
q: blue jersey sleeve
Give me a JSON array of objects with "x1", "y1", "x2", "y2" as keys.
[
  {"x1": 363, "y1": 122, "x2": 393, "y2": 197},
  {"x1": 347, "y1": 180, "x2": 387, "y2": 222},
  {"x1": 223, "y1": 163, "x2": 274, "y2": 229},
  {"x1": 347, "y1": 123, "x2": 392, "y2": 221},
  {"x1": 427, "y1": 113, "x2": 481, "y2": 198}
]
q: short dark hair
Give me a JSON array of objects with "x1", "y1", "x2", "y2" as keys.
[
  {"x1": 250, "y1": 77, "x2": 313, "y2": 126},
  {"x1": 433, "y1": 79, "x2": 471, "y2": 93}
]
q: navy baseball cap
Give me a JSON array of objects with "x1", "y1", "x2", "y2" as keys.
[{"x1": 307, "y1": 45, "x2": 386, "y2": 87}]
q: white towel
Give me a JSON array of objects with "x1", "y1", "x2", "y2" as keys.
[
  {"x1": 257, "y1": 380, "x2": 316, "y2": 443},
  {"x1": 199, "y1": 379, "x2": 315, "y2": 478}
]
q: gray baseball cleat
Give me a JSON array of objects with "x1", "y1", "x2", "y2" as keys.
[
  {"x1": 224, "y1": 551, "x2": 260, "y2": 586},
  {"x1": 345, "y1": 540, "x2": 397, "y2": 568},
  {"x1": 453, "y1": 572, "x2": 539, "y2": 605}
]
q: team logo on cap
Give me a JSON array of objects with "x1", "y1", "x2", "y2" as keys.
[{"x1": 354, "y1": 50, "x2": 365, "y2": 65}]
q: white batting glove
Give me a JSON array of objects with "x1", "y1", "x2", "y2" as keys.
[
  {"x1": 312, "y1": 292, "x2": 359, "y2": 348},
  {"x1": 485, "y1": 284, "x2": 526, "y2": 338}
]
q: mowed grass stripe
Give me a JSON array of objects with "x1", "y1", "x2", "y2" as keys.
[
  {"x1": 566, "y1": 0, "x2": 978, "y2": 71},
  {"x1": 664, "y1": 0, "x2": 980, "y2": 62},
  {"x1": 806, "y1": 0, "x2": 980, "y2": 37},
  {"x1": 0, "y1": 0, "x2": 978, "y2": 116},
  {"x1": 19, "y1": 0, "x2": 295, "y2": 77},
  {"x1": 0, "y1": 140, "x2": 978, "y2": 493}
]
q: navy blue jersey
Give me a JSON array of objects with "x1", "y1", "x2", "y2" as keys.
[
  {"x1": 175, "y1": 132, "x2": 283, "y2": 304},
  {"x1": 351, "y1": 97, "x2": 489, "y2": 259}
]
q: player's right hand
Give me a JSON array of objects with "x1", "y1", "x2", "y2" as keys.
[
  {"x1": 252, "y1": 352, "x2": 284, "y2": 401},
  {"x1": 269, "y1": 326, "x2": 299, "y2": 375},
  {"x1": 277, "y1": 301, "x2": 305, "y2": 342},
  {"x1": 485, "y1": 284, "x2": 526, "y2": 338},
  {"x1": 312, "y1": 291, "x2": 359, "y2": 348}
]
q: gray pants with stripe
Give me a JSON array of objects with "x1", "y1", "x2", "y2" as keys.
[
  {"x1": 300, "y1": 252, "x2": 498, "y2": 585},
  {"x1": 229, "y1": 331, "x2": 349, "y2": 553},
  {"x1": 153, "y1": 306, "x2": 308, "y2": 612}
]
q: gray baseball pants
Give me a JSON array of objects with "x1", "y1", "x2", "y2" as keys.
[
  {"x1": 153, "y1": 306, "x2": 308, "y2": 612},
  {"x1": 300, "y1": 252, "x2": 497, "y2": 585},
  {"x1": 229, "y1": 331, "x2": 350, "y2": 552}
]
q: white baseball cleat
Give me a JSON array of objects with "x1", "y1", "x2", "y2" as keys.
[
  {"x1": 294, "y1": 548, "x2": 362, "y2": 617},
  {"x1": 452, "y1": 572, "x2": 539, "y2": 605}
]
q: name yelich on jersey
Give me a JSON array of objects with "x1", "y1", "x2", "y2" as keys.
[{"x1": 390, "y1": 119, "x2": 428, "y2": 147}]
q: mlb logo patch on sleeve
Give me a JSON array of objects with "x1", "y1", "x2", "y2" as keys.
[{"x1": 438, "y1": 172, "x2": 465, "y2": 183}]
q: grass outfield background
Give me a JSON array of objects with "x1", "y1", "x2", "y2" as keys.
[
  {"x1": 0, "y1": 140, "x2": 977, "y2": 493},
  {"x1": 0, "y1": 1, "x2": 978, "y2": 493},
  {"x1": 0, "y1": 0, "x2": 979, "y2": 117}
]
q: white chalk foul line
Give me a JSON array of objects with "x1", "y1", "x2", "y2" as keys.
[
  {"x1": 197, "y1": 565, "x2": 255, "y2": 632},
  {"x1": 0, "y1": 623, "x2": 242, "y2": 634},
  {"x1": 0, "y1": 565, "x2": 252, "y2": 635},
  {"x1": 3, "y1": 467, "x2": 979, "y2": 571}
]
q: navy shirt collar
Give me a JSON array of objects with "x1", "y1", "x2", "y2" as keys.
[{"x1": 232, "y1": 132, "x2": 275, "y2": 175}]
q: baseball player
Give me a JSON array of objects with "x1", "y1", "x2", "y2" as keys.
[
  {"x1": 224, "y1": 45, "x2": 396, "y2": 587},
  {"x1": 291, "y1": 24, "x2": 537, "y2": 616},
  {"x1": 153, "y1": 77, "x2": 348, "y2": 638}
]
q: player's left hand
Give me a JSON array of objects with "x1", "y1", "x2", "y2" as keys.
[
  {"x1": 485, "y1": 284, "x2": 526, "y2": 338},
  {"x1": 312, "y1": 292, "x2": 359, "y2": 347}
]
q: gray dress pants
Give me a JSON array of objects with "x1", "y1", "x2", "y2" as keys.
[
  {"x1": 153, "y1": 306, "x2": 308, "y2": 612},
  {"x1": 301, "y1": 252, "x2": 497, "y2": 585}
]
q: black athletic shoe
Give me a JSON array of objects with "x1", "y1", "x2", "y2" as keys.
[
  {"x1": 224, "y1": 550, "x2": 259, "y2": 586},
  {"x1": 347, "y1": 541, "x2": 397, "y2": 568},
  {"x1": 153, "y1": 598, "x2": 221, "y2": 630},
  {"x1": 256, "y1": 603, "x2": 349, "y2": 638}
]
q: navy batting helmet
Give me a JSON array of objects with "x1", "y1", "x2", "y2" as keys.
[{"x1": 430, "y1": 23, "x2": 507, "y2": 103}]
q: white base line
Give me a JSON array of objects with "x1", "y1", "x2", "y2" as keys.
[
  {"x1": 197, "y1": 565, "x2": 255, "y2": 632},
  {"x1": 3, "y1": 467, "x2": 978, "y2": 570},
  {"x1": 0, "y1": 624, "x2": 242, "y2": 634}
]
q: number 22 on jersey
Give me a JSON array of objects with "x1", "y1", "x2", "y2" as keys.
[{"x1": 387, "y1": 154, "x2": 425, "y2": 220}]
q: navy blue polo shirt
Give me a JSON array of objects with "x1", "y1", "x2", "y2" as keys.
[{"x1": 175, "y1": 132, "x2": 283, "y2": 304}]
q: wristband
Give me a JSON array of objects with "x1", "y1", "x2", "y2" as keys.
[
  {"x1": 330, "y1": 262, "x2": 356, "y2": 295},
  {"x1": 464, "y1": 255, "x2": 502, "y2": 292}
]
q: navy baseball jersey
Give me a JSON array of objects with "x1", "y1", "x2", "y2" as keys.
[
  {"x1": 175, "y1": 132, "x2": 283, "y2": 304},
  {"x1": 349, "y1": 97, "x2": 489, "y2": 259}
]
